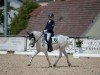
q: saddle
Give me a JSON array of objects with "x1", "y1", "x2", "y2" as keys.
[
  {"x1": 42, "y1": 35, "x2": 58, "y2": 43},
  {"x1": 42, "y1": 34, "x2": 58, "y2": 52}
]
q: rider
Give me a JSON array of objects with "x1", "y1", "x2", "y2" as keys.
[{"x1": 44, "y1": 13, "x2": 55, "y2": 52}]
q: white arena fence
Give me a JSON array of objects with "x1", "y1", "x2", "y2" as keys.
[
  {"x1": 0, "y1": 37, "x2": 26, "y2": 51},
  {"x1": 73, "y1": 38, "x2": 100, "y2": 58},
  {"x1": 0, "y1": 36, "x2": 100, "y2": 57}
]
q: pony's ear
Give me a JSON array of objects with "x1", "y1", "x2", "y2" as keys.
[{"x1": 27, "y1": 32, "x2": 30, "y2": 35}]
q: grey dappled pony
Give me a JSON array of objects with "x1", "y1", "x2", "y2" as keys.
[{"x1": 27, "y1": 31, "x2": 72, "y2": 67}]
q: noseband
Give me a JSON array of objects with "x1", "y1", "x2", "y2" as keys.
[{"x1": 32, "y1": 35, "x2": 36, "y2": 43}]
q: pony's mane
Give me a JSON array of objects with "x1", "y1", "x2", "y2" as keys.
[{"x1": 31, "y1": 31, "x2": 42, "y2": 36}]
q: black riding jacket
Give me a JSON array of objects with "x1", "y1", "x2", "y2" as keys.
[{"x1": 45, "y1": 20, "x2": 55, "y2": 33}]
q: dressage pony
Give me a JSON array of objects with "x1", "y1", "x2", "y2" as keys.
[{"x1": 27, "y1": 31, "x2": 72, "y2": 67}]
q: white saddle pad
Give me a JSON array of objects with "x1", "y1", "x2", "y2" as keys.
[{"x1": 52, "y1": 36, "x2": 58, "y2": 44}]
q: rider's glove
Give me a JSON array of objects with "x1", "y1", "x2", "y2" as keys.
[{"x1": 44, "y1": 30, "x2": 47, "y2": 34}]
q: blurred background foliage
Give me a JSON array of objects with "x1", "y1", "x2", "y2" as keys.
[{"x1": 10, "y1": 0, "x2": 39, "y2": 35}]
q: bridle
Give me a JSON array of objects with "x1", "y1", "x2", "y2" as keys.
[{"x1": 28, "y1": 32, "x2": 44, "y2": 44}]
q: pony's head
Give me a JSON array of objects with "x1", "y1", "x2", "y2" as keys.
[{"x1": 27, "y1": 32, "x2": 36, "y2": 47}]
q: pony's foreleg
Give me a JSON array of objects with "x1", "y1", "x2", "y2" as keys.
[
  {"x1": 53, "y1": 51, "x2": 62, "y2": 67},
  {"x1": 44, "y1": 51, "x2": 52, "y2": 67},
  {"x1": 63, "y1": 50, "x2": 71, "y2": 67},
  {"x1": 28, "y1": 51, "x2": 39, "y2": 66}
]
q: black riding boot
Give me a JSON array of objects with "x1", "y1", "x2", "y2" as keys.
[{"x1": 47, "y1": 41, "x2": 53, "y2": 52}]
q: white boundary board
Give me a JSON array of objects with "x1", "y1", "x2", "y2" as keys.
[
  {"x1": 73, "y1": 53, "x2": 100, "y2": 58},
  {"x1": 0, "y1": 37, "x2": 26, "y2": 51}
]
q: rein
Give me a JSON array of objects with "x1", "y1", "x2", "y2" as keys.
[{"x1": 34, "y1": 32, "x2": 44, "y2": 43}]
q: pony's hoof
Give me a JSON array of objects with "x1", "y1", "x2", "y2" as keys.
[
  {"x1": 28, "y1": 64, "x2": 31, "y2": 66},
  {"x1": 53, "y1": 64, "x2": 56, "y2": 67},
  {"x1": 68, "y1": 63, "x2": 71, "y2": 67}
]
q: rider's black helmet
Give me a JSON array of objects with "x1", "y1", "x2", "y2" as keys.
[{"x1": 48, "y1": 13, "x2": 54, "y2": 18}]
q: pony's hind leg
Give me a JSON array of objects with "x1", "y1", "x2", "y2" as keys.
[
  {"x1": 63, "y1": 50, "x2": 71, "y2": 67},
  {"x1": 28, "y1": 51, "x2": 39, "y2": 66},
  {"x1": 53, "y1": 50, "x2": 62, "y2": 67}
]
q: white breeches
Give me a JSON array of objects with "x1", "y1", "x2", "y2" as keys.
[{"x1": 47, "y1": 33, "x2": 51, "y2": 41}]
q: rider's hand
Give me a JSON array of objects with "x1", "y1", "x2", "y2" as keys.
[{"x1": 44, "y1": 30, "x2": 47, "y2": 33}]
